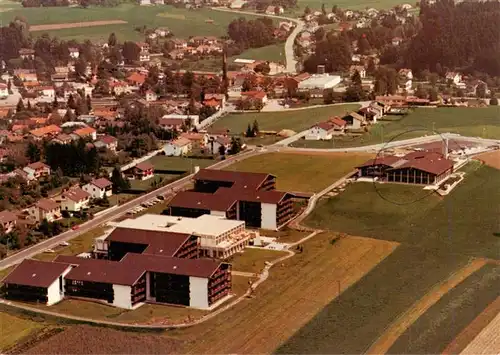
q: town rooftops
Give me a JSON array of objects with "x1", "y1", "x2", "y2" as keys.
[
  {"x1": 89, "y1": 177, "x2": 112, "y2": 189},
  {"x1": 194, "y1": 169, "x2": 274, "y2": 190},
  {"x1": 0, "y1": 210, "x2": 17, "y2": 224},
  {"x1": 30, "y1": 125, "x2": 61, "y2": 137},
  {"x1": 36, "y1": 198, "x2": 59, "y2": 211},
  {"x1": 62, "y1": 187, "x2": 90, "y2": 202},
  {"x1": 2, "y1": 259, "x2": 70, "y2": 288},
  {"x1": 106, "y1": 227, "x2": 191, "y2": 257}
]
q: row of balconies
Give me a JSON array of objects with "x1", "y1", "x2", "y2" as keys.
[
  {"x1": 209, "y1": 289, "x2": 229, "y2": 303},
  {"x1": 210, "y1": 275, "x2": 230, "y2": 288},
  {"x1": 209, "y1": 282, "x2": 230, "y2": 296}
]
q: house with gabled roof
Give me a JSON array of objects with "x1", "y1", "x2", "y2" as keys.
[
  {"x1": 306, "y1": 117, "x2": 346, "y2": 140},
  {"x1": 57, "y1": 187, "x2": 91, "y2": 212},
  {"x1": 27, "y1": 198, "x2": 61, "y2": 223},
  {"x1": 83, "y1": 178, "x2": 113, "y2": 199}
]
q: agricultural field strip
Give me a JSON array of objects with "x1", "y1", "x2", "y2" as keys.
[
  {"x1": 442, "y1": 297, "x2": 500, "y2": 355},
  {"x1": 366, "y1": 258, "x2": 487, "y2": 354},
  {"x1": 186, "y1": 236, "x2": 398, "y2": 353},
  {"x1": 460, "y1": 310, "x2": 500, "y2": 355},
  {"x1": 29, "y1": 20, "x2": 127, "y2": 31}
]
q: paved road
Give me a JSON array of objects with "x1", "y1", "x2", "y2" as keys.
[
  {"x1": 0, "y1": 149, "x2": 264, "y2": 271},
  {"x1": 212, "y1": 7, "x2": 304, "y2": 73}
]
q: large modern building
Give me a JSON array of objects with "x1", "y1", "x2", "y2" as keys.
[
  {"x1": 356, "y1": 151, "x2": 454, "y2": 185},
  {"x1": 167, "y1": 169, "x2": 296, "y2": 230}
]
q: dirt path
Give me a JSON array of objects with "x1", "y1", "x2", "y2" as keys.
[
  {"x1": 366, "y1": 258, "x2": 488, "y2": 355},
  {"x1": 442, "y1": 297, "x2": 500, "y2": 355},
  {"x1": 29, "y1": 20, "x2": 127, "y2": 32}
]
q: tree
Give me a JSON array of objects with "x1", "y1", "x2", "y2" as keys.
[
  {"x1": 476, "y1": 83, "x2": 487, "y2": 98},
  {"x1": 429, "y1": 88, "x2": 439, "y2": 102},
  {"x1": 252, "y1": 119, "x2": 260, "y2": 135},
  {"x1": 490, "y1": 97, "x2": 498, "y2": 106},
  {"x1": 86, "y1": 94, "x2": 92, "y2": 112},
  {"x1": 108, "y1": 32, "x2": 117, "y2": 47},
  {"x1": 304, "y1": 5, "x2": 311, "y2": 15},
  {"x1": 254, "y1": 100, "x2": 265, "y2": 112},
  {"x1": 229, "y1": 137, "x2": 242, "y2": 155},
  {"x1": 0, "y1": 244, "x2": 6, "y2": 259},
  {"x1": 16, "y1": 98, "x2": 24, "y2": 113},
  {"x1": 110, "y1": 166, "x2": 130, "y2": 193},
  {"x1": 321, "y1": 3, "x2": 326, "y2": 15},
  {"x1": 415, "y1": 84, "x2": 428, "y2": 99},
  {"x1": 122, "y1": 41, "x2": 141, "y2": 64},
  {"x1": 26, "y1": 141, "x2": 41, "y2": 162},
  {"x1": 218, "y1": 144, "x2": 226, "y2": 156},
  {"x1": 75, "y1": 57, "x2": 87, "y2": 78},
  {"x1": 246, "y1": 123, "x2": 255, "y2": 137}
]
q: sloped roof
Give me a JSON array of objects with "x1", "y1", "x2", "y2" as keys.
[
  {"x1": 90, "y1": 177, "x2": 112, "y2": 189},
  {"x1": 2, "y1": 259, "x2": 70, "y2": 288}
]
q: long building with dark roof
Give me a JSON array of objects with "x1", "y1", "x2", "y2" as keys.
[
  {"x1": 356, "y1": 152, "x2": 454, "y2": 185},
  {"x1": 168, "y1": 169, "x2": 295, "y2": 230}
]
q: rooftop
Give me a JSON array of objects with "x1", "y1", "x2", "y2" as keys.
[
  {"x1": 90, "y1": 177, "x2": 112, "y2": 189},
  {"x1": 116, "y1": 214, "x2": 245, "y2": 237},
  {"x1": 194, "y1": 169, "x2": 274, "y2": 190},
  {"x1": 2, "y1": 259, "x2": 70, "y2": 288}
]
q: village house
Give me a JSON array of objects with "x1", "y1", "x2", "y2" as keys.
[
  {"x1": 392, "y1": 37, "x2": 403, "y2": 46},
  {"x1": 350, "y1": 65, "x2": 367, "y2": 79},
  {"x1": 129, "y1": 161, "x2": 154, "y2": 180},
  {"x1": 168, "y1": 49, "x2": 185, "y2": 60},
  {"x1": 51, "y1": 66, "x2": 70, "y2": 82},
  {"x1": 126, "y1": 72, "x2": 146, "y2": 87},
  {"x1": 39, "y1": 86, "x2": 55, "y2": 98},
  {"x1": 137, "y1": 42, "x2": 150, "y2": 62},
  {"x1": 23, "y1": 162, "x2": 51, "y2": 180},
  {"x1": 51, "y1": 133, "x2": 73, "y2": 145},
  {"x1": 19, "y1": 48, "x2": 35, "y2": 60},
  {"x1": 94, "y1": 135, "x2": 118, "y2": 152},
  {"x1": 305, "y1": 117, "x2": 346, "y2": 140},
  {"x1": 28, "y1": 198, "x2": 61, "y2": 223},
  {"x1": 0, "y1": 210, "x2": 18, "y2": 233},
  {"x1": 172, "y1": 39, "x2": 188, "y2": 49},
  {"x1": 155, "y1": 27, "x2": 170, "y2": 37},
  {"x1": 342, "y1": 112, "x2": 365, "y2": 130},
  {"x1": 145, "y1": 90, "x2": 157, "y2": 102},
  {"x1": 265, "y1": 5, "x2": 284, "y2": 14},
  {"x1": 83, "y1": 178, "x2": 113, "y2": 199},
  {"x1": 58, "y1": 187, "x2": 91, "y2": 212},
  {"x1": 0, "y1": 83, "x2": 9, "y2": 98},
  {"x1": 138, "y1": 0, "x2": 151, "y2": 5},
  {"x1": 163, "y1": 137, "x2": 192, "y2": 156},
  {"x1": 73, "y1": 126, "x2": 97, "y2": 141},
  {"x1": 210, "y1": 135, "x2": 231, "y2": 155},
  {"x1": 241, "y1": 90, "x2": 268, "y2": 105},
  {"x1": 445, "y1": 72, "x2": 463, "y2": 86},
  {"x1": 110, "y1": 80, "x2": 133, "y2": 96},
  {"x1": 69, "y1": 47, "x2": 79, "y2": 59},
  {"x1": 180, "y1": 132, "x2": 209, "y2": 148},
  {"x1": 14, "y1": 69, "x2": 38, "y2": 82}
]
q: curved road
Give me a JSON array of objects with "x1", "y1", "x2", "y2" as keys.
[{"x1": 212, "y1": 7, "x2": 304, "y2": 73}]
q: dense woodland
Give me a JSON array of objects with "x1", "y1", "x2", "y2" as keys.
[{"x1": 227, "y1": 17, "x2": 278, "y2": 52}]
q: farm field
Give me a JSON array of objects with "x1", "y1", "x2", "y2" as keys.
[
  {"x1": 460, "y1": 311, "x2": 500, "y2": 355},
  {"x1": 275, "y1": 245, "x2": 470, "y2": 354},
  {"x1": 305, "y1": 164, "x2": 500, "y2": 260},
  {"x1": 387, "y1": 263, "x2": 500, "y2": 354},
  {"x1": 290, "y1": 107, "x2": 500, "y2": 149},
  {"x1": 475, "y1": 150, "x2": 500, "y2": 169},
  {"x1": 180, "y1": 233, "x2": 398, "y2": 353},
  {"x1": 212, "y1": 104, "x2": 359, "y2": 134},
  {"x1": 0, "y1": 4, "x2": 254, "y2": 41},
  {"x1": 224, "y1": 151, "x2": 373, "y2": 193},
  {"x1": 0, "y1": 312, "x2": 44, "y2": 351},
  {"x1": 146, "y1": 155, "x2": 215, "y2": 172},
  {"x1": 292, "y1": 0, "x2": 409, "y2": 12},
  {"x1": 26, "y1": 325, "x2": 181, "y2": 354}
]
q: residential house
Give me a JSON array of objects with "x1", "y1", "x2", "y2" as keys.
[
  {"x1": 342, "y1": 112, "x2": 365, "y2": 130},
  {"x1": 350, "y1": 65, "x2": 366, "y2": 79},
  {"x1": 265, "y1": 5, "x2": 284, "y2": 14},
  {"x1": 127, "y1": 72, "x2": 146, "y2": 87},
  {"x1": 204, "y1": 93, "x2": 226, "y2": 109},
  {"x1": 241, "y1": 91, "x2": 268, "y2": 105},
  {"x1": 172, "y1": 39, "x2": 188, "y2": 49},
  {"x1": 155, "y1": 27, "x2": 170, "y2": 37},
  {"x1": 137, "y1": 42, "x2": 150, "y2": 62},
  {"x1": 305, "y1": 117, "x2": 346, "y2": 140},
  {"x1": 392, "y1": 37, "x2": 403, "y2": 46},
  {"x1": 83, "y1": 178, "x2": 113, "y2": 199},
  {"x1": 0, "y1": 210, "x2": 17, "y2": 233},
  {"x1": 161, "y1": 114, "x2": 200, "y2": 127},
  {"x1": 168, "y1": 49, "x2": 185, "y2": 60},
  {"x1": 94, "y1": 135, "x2": 118, "y2": 152},
  {"x1": 39, "y1": 86, "x2": 55, "y2": 98},
  {"x1": 28, "y1": 198, "x2": 61, "y2": 223},
  {"x1": 23, "y1": 162, "x2": 51, "y2": 180},
  {"x1": 0, "y1": 83, "x2": 9, "y2": 98},
  {"x1": 445, "y1": 72, "x2": 462, "y2": 86},
  {"x1": 180, "y1": 132, "x2": 208, "y2": 148},
  {"x1": 51, "y1": 66, "x2": 70, "y2": 82},
  {"x1": 110, "y1": 80, "x2": 132, "y2": 96},
  {"x1": 51, "y1": 133, "x2": 73, "y2": 145},
  {"x1": 145, "y1": 90, "x2": 157, "y2": 102},
  {"x1": 73, "y1": 126, "x2": 97, "y2": 141},
  {"x1": 138, "y1": 0, "x2": 151, "y2": 5},
  {"x1": 210, "y1": 135, "x2": 231, "y2": 155},
  {"x1": 59, "y1": 187, "x2": 90, "y2": 212},
  {"x1": 163, "y1": 137, "x2": 192, "y2": 156},
  {"x1": 19, "y1": 48, "x2": 35, "y2": 60},
  {"x1": 130, "y1": 161, "x2": 154, "y2": 180},
  {"x1": 399, "y1": 68, "x2": 413, "y2": 80},
  {"x1": 69, "y1": 47, "x2": 80, "y2": 59}
]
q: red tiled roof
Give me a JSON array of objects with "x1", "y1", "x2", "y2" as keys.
[
  {"x1": 63, "y1": 187, "x2": 90, "y2": 202},
  {"x1": 127, "y1": 72, "x2": 146, "y2": 85},
  {"x1": 27, "y1": 162, "x2": 49, "y2": 170},
  {"x1": 98, "y1": 135, "x2": 117, "y2": 145},
  {"x1": 0, "y1": 210, "x2": 17, "y2": 224},
  {"x1": 30, "y1": 125, "x2": 61, "y2": 137},
  {"x1": 90, "y1": 177, "x2": 112, "y2": 189},
  {"x1": 169, "y1": 190, "x2": 238, "y2": 212},
  {"x1": 158, "y1": 118, "x2": 184, "y2": 127},
  {"x1": 74, "y1": 126, "x2": 96, "y2": 137},
  {"x1": 36, "y1": 198, "x2": 59, "y2": 212},
  {"x1": 2, "y1": 259, "x2": 70, "y2": 288},
  {"x1": 356, "y1": 155, "x2": 403, "y2": 168},
  {"x1": 391, "y1": 152, "x2": 454, "y2": 175},
  {"x1": 106, "y1": 227, "x2": 191, "y2": 258},
  {"x1": 135, "y1": 161, "x2": 154, "y2": 171}
]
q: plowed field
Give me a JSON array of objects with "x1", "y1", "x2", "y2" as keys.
[{"x1": 29, "y1": 20, "x2": 127, "y2": 31}]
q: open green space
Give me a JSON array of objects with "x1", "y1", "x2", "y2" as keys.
[
  {"x1": 228, "y1": 248, "x2": 288, "y2": 274},
  {"x1": 0, "y1": 4, "x2": 253, "y2": 41},
  {"x1": 388, "y1": 263, "x2": 500, "y2": 354},
  {"x1": 212, "y1": 104, "x2": 359, "y2": 135},
  {"x1": 128, "y1": 173, "x2": 177, "y2": 191},
  {"x1": 305, "y1": 164, "x2": 500, "y2": 259},
  {"x1": 225, "y1": 152, "x2": 373, "y2": 193},
  {"x1": 291, "y1": 107, "x2": 500, "y2": 149},
  {"x1": 275, "y1": 244, "x2": 469, "y2": 354},
  {"x1": 286, "y1": 0, "x2": 417, "y2": 17},
  {"x1": 0, "y1": 312, "x2": 43, "y2": 351},
  {"x1": 147, "y1": 155, "x2": 215, "y2": 172}
]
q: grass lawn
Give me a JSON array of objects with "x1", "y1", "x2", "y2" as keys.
[
  {"x1": 388, "y1": 263, "x2": 500, "y2": 354},
  {"x1": 285, "y1": 0, "x2": 417, "y2": 16},
  {"x1": 232, "y1": 43, "x2": 285, "y2": 62},
  {"x1": 260, "y1": 228, "x2": 309, "y2": 243},
  {"x1": 179, "y1": 233, "x2": 397, "y2": 353},
  {"x1": 291, "y1": 107, "x2": 500, "y2": 149},
  {"x1": 128, "y1": 174, "x2": 177, "y2": 191},
  {"x1": 212, "y1": 104, "x2": 360, "y2": 135},
  {"x1": 0, "y1": 4, "x2": 256, "y2": 41},
  {"x1": 305, "y1": 164, "x2": 500, "y2": 260},
  {"x1": 224, "y1": 152, "x2": 374, "y2": 193},
  {"x1": 228, "y1": 248, "x2": 288, "y2": 274},
  {"x1": 32, "y1": 227, "x2": 108, "y2": 262},
  {"x1": 147, "y1": 155, "x2": 215, "y2": 172},
  {"x1": 276, "y1": 244, "x2": 469, "y2": 354},
  {"x1": 0, "y1": 312, "x2": 43, "y2": 351}
]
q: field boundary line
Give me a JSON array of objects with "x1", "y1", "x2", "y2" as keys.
[
  {"x1": 365, "y1": 258, "x2": 488, "y2": 355},
  {"x1": 441, "y1": 296, "x2": 500, "y2": 355}
]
